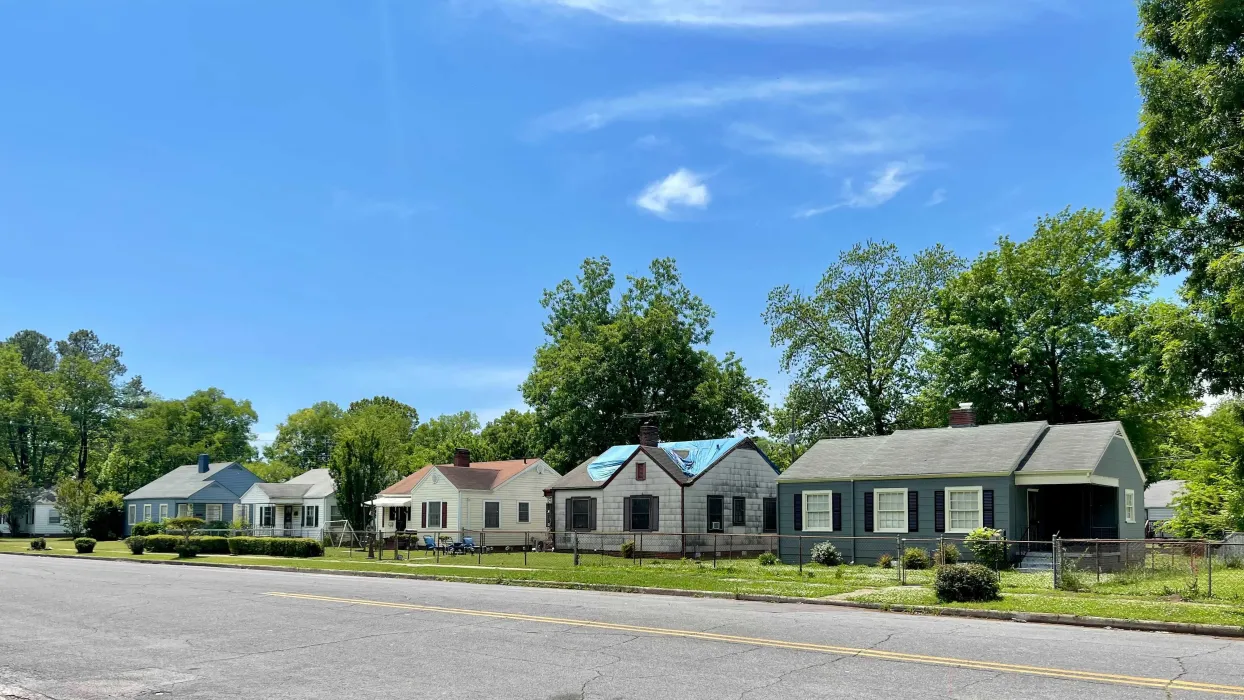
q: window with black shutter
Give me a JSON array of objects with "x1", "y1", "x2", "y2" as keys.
[
  {"x1": 832, "y1": 493, "x2": 843, "y2": 532},
  {"x1": 793, "y1": 493, "x2": 802, "y2": 531},
  {"x1": 934, "y1": 490, "x2": 945, "y2": 533},
  {"x1": 863, "y1": 491, "x2": 874, "y2": 532},
  {"x1": 570, "y1": 498, "x2": 594, "y2": 531},
  {"x1": 762, "y1": 497, "x2": 777, "y2": 533},
  {"x1": 627, "y1": 496, "x2": 653, "y2": 531},
  {"x1": 908, "y1": 490, "x2": 919, "y2": 533}
]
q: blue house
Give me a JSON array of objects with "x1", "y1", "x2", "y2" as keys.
[
  {"x1": 778, "y1": 405, "x2": 1146, "y2": 566},
  {"x1": 123, "y1": 454, "x2": 262, "y2": 535}
]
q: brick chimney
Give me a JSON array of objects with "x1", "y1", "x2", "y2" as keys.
[
  {"x1": 638, "y1": 423, "x2": 659, "y2": 447},
  {"x1": 197, "y1": 453, "x2": 210, "y2": 473},
  {"x1": 453, "y1": 448, "x2": 471, "y2": 468},
  {"x1": 949, "y1": 403, "x2": 977, "y2": 428}
]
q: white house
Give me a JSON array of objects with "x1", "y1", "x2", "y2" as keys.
[
  {"x1": 374, "y1": 449, "x2": 559, "y2": 547},
  {"x1": 0, "y1": 489, "x2": 68, "y2": 536},
  {"x1": 1145, "y1": 479, "x2": 1185, "y2": 536},
  {"x1": 549, "y1": 427, "x2": 780, "y2": 553},
  {"x1": 239, "y1": 469, "x2": 338, "y2": 540}
]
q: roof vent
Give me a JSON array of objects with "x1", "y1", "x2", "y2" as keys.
[
  {"x1": 197, "y1": 453, "x2": 210, "y2": 473},
  {"x1": 949, "y1": 403, "x2": 976, "y2": 428}
]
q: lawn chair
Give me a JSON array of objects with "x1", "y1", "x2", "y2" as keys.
[
  {"x1": 461, "y1": 536, "x2": 477, "y2": 554},
  {"x1": 423, "y1": 535, "x2": 439, "y2": 555}
]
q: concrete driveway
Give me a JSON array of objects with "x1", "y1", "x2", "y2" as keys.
[{"x1": 3, "y1": 555, "x2": 1244, "y2": 698}]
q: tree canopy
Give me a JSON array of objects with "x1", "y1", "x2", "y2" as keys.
[{"x1": 262, "y1": 401, "x2": 345, "y2": 479}]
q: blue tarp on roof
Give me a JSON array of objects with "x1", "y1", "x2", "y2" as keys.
[{"x1": 586, "y1": 436, "x2": 748, "y2": 482}]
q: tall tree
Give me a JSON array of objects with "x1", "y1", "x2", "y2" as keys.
[
  {"x1": 262, "y1": 401, "x2": 345, "y2": 477},
  {"x1": 0, "y1": 344, "x2": 73, "y2": 484},
  {"x1": 55, "y1": 476, "x2": 96, "y2": 538},
  {"x1": 55, "y1": 330, "x2": 132, "y2": 480},
  {"x1": 764, "y1": 240, "x2": 961, "y2": 438},
  {"x1": 329, "y1": 397, "x2": 418, "y2": 530},
  {"x1": 1161, "y1": 399, "x2": 1244, "y2": 538},
  {"x1": 1112, "y1": 0, "x2": 1244, "y2": 393},
  {"x1": 409, "y1": 411, "x2": 487, "y2": 467},
  {"x1": 6, "y1": 331, "x2": 56, "y2": 372},
  {"x1": 479, "y1": 409, "x2": 541, "y2": 461},
  {"x1": 523, "y1": 257, "x2": 767, "y2": 471}
]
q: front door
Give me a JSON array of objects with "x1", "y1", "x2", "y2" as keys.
[
  {"x1": 283, "y1": 505, "x2": 294, "y2": 534},
  {"x1": 394, "y1": 507, "x2": 408, "y2": 532},
  {"x1": 1027, "y1": 489, "x2": 1040, "y2": 540}
]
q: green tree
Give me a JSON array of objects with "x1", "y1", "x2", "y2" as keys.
[
  {"x1": 56, "y1": 476, "x2": 96, "y2": 538},
  {"x1": 479, "y1": 409, "x2": 541, "y2": 461},
  {"x1": 262, "y1": 401, "x2": 345, "y2": 477},
  {"x1": 84, "y1": 490, "x2": 126, "y2": 540},
  {"x1": 329, "y1": 398, "x2": 418, "y2": 530},
  {"x1": 0, "y1": 344, "x2": 73, "y2": 484},
  {"x1": 923, "y1": 209, "x2": 1190, "y2": 449},
  {"x1": 410, "y1": 411, "x2": 487, "y2": 466},
  {"x1": 1161, "y1": 400, "x2": 1244, "y2": 538},
  {"x1": 0, "y1": 468, "x2": 33, "y2": 535},
  {"x1": 55, "y1": 330, "x2": 134, "y2": 480},
  {"x1": 523, "y1": 257, "x2": 767, "y2": 471},
  {"x1": 1112, "y1": 0, "x2": 1244, "y2": 394},
  {"x1": 6, "y1": 330, "x2": 56, "y2": 372},
  {"x1": 764, "y1": 240, "x2": 961, "y2": 438}
]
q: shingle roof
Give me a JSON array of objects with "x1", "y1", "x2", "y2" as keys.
[
  {"x1": 1145, "y1": 479, "x2": 1185, "y2": 509},
  {"x1": 381, "y1": 459, "x2": 543, "y2": 495},
  {"x1": 780, "y1": 422, "x2": 1049, "y2": 480},
  {"x1": 254, "y1": 483, "x2": 312, "y2": 499},
  {"x1": 284, "y1": 468, "x2": 336, "y2": 498},
  {"x1": 550, "y1": 458, "x2": 602, "y2": 490},
  {"x1": 1018, "y1": 422, "x2": 1122, "y2": 473},
  {"x1": 125, "y1": 462, "x2": 243, "y2": 500},
  {"x1": 380, "y1": 466, "x2": 432, "y2": 495}
]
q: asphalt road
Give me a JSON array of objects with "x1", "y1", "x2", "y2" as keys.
[{"x1": 4, "y1": 556, "x2": 1244, "y2": 699}]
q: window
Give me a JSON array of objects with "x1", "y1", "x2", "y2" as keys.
[
  {"x1": 206, "y1": 504, "x2": 223, "y2": 522},
  {"x1": 235, "y1": 504, "x2": 249, "y2": 524},
  {"x1": 128, "y1": 504, "x2": 136, "y2": 525},
  {"x1": 629, "y1": 496, "x2": 652, "y2": 531},
  {"x1": 177, "y1": 503, "x2": 191, "y2": 518},
  {"x1": 517, "y1": 502, "x2": 530, "y2": 523},
  {"x1": 484, "y1": 501, "x2": 500, "y2": 529},
  {"x1": 570, "y1": 498, "x2": 594, "y2": 531},
  {"x1": 732, "y1": 496, "x2": 746, "y2": 527},
  {"x1": 426, "y1": 501, "x2": 443, "y2": 528},
  {"x1": 803, "y1": 491, "x2": 833, "y2": 532},
  {"x1": 303, "y1": 505, "x2": 320, "y2": 528},
  {"x1": 330, "y1": 505, "x2": 341, "y2": 522},
  {"x1": 49, "y1": 509, "x2": 62, "y2": 525},
  {"x1": 1125, "y1": 489, "x2": 1136, "y2": 524},
  {"x1": 158, "y1": 504, "x2": 168, "y2": 522},
  {"x1": 259, "y1": 505, "x2": 275, "y2": 527},
  {"x1": 874, "y1": 488, "x2": 908, "y2": 533},
  {"x1": 946, "y1": 487, "x2": 982, "y2": 533},
  {"x1": 142, "y1": 504, "x2": 152, "y2": 522},
  {"x1": 635, "y1": 462, "x2": 647, "y2": 481},
  {"x1": 762, "y1": 497, "x2": 777, "y2": 533},
  {"x1": 707, "y1": 495, "x2": 724, "y2": 532}
]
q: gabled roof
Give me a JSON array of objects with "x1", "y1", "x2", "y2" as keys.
[
  {"x1": 1145, "y1": 479, "x2": 1186, "y2": 509},
  {"x1": 1017, "y1": 422, "x2": 1123, "y2": 473},
  {"x1": 253, "y1": 483, "x2": 311, "y2": 499},
  {"x1": 125, "y1": 462, "x2": 245, "y2": 500},
  {"x1": 380, "y1": 466, "x2": 432, "y2": 495},
  {"x1": 284, "y1": 468, "x2": 336, "y2": 498},
  {"x1": 779, "y1": 436, "x2": 888, "y2": 482},
  {"x1": 552, "y1": 438, "x2": 771, "y2": 490},
  {"x1": 382, "y1": 459, "x2": 545, "y2": 495}
]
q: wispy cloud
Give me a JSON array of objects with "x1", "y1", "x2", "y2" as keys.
[
  {"x1": 531, "y1": 75, "x2": 870, "y2": 134},
  {"x1": 509, "y1": 0, "x2": 1059, "y2": 30},
  {"x1": 635, "y1": 168, "x2": 711, "y2": 217},
  {"x1": 346, "y1": 361, "x2": 529, "y2": 391},
  {"x1": 925, "y1": 188, "x2": 947, "y2": 206},
  {"x1": 332, "y1": 190, "x2": 430, "y2": 221},
  {"x1": 795, "y1": 160, "x2": 920, "y2": 217},
  {"x1": 727, "y1": 114, "x2": 973, "y2": 166},
  {"x1": 632, "y1": 134, "x2": 668, "y2": 149}
]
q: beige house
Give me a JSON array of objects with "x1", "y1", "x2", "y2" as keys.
[{"x1": 374, "y1": 449, "x2": 560, "y2": 547}]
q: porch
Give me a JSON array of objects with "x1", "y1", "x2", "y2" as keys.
[{"x1": 1021, "y1": 483, "x2": 1120, "y2": 541}]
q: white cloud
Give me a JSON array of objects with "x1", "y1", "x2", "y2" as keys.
[
  {"x1": 532, "y1": 75, "x2": 870, "y2": 133},
  {"x1": 347, "y1": 361, "x2": 529, "y2": 391},
  {"x1": 635, "y1": 168, "x2": 710, "y2": 217},
  {"x1": 332, "y1": 190, "x2": 430, "y2": 221},
  {"x1": 925, "y1": 188, "x2": 947, "y2": 206},
  {"x1": 633, "y1": 134, "x2": 668, "y2": 149},
  {"x1": 795, "y1": 160, "x2": 919, "y2": 217},
  {"x1": 727, "y1": 114, "x2": 973, "y2": 166},
  {"x1": 510, "y1": 0, "x2": 1058, "y2": 30}
]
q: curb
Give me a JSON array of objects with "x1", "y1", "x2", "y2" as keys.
[{"x1": 5, "y1": 550, "x2": 1242, "y2": 638}]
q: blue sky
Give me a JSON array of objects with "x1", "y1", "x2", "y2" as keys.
[{"x1": 0, "y1": 0, "x2": 1147, "y2": 447}]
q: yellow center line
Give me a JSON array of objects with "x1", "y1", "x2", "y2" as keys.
[{"x1": 265, "y1": 592, "x2": 1244, "y2": 696}]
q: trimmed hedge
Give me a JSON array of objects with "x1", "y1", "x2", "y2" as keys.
[
  {"x1": 227, "y1": 537, "x2": 323, "y2": 558},
  {"x1": 902, "y1": 547, "x2": 932, "y2": 570},
  {"x1": 74, "y1": 538, "x2": 97, "y2": 554},
  {"x1": 193, "y1": 536, "x2": 231, "y2": 555},
  {"x1": 127, "y1": 536, "x2": 146, "y2": 555},
  {"x1": 934, "y1": 563, "x2": 1001, "y2": 603},
  {"x1": 144, "y1": 535, "x2": 181, "y2": 553},
  {"x1": 143, "y1": 535, "x2": 230, "y2": 554},
  {"x1": 130, "y1": 522, "x2": 163, "y2": 537}
]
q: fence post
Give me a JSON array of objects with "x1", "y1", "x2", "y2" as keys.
[
  {"x1": 1095, "y1": 541, "x2": 1101, "y2": 583},
  {"x1": 524, "y1": 540, "x2": 528, "y2": 567},
  {"x1": 573, "y1": 532, "x2": 579, "y2": 566},
  {"x1": 1052, "y1": 536, "x2": 1059, "y2": 590},
  {"x1": 1208, "y1": 542, "x2": 1214, "y2": 598},
  {"x1": 939, "y1": 535, "x2": 945, "y2": 566},
  {"x1": 898, "y1": 537, "x2": 905, "y2": 585},
  {"x1": 638, "y1": 533, "x2": 643, "y2": 567},
  {"x1": 713, "y1": 534, "x2": 718, "y2": 568},
  {"x1": 479, "y1": 531, "x2": 484, "y2": 565}
]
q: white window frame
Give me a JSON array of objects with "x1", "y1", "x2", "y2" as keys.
[
  {"x1": 517, "y1": 501, "x2": 530, "y2": 524},
  {"x1": 128, "y1": 504, "x2": 136, "y2": 524},
  {"x1": 945, "y1": 486, "x2": 983, "y2": 534},
  {"x1": 1125, "y1": 489, "x2": 1136, "y2": 524},
  {"x1": 205, "y1": 504, "x2": 223, "y2": 522},
  {"x1": 483, "y1": 501, "x2": 501, "y2": 529},
  {"x1": 259, "y1": 505, "x2": 275, "y2": 527},
  {"x1": 303, "y1": 505, "x2": 319, "y2": 528},
  {"x1": 426, "y1": 501, "x2": 444, "y2": 529},
  {"x1": 235, "y1": 504, "x2": 249, "y2": 524},
  {"x1": 802, "y1": 490, "x2": 834, "y2": 532},
  {"x1": 158, "y1": 504, "x2": 168, "y2": 522},
  {"x1": 143, "y1": 504, "x2": 152, "y2": 522},
  {"x1": 874, "y1": 488, "x2": 909, "y2": 534},
  {"x1": 177, "y1": 503, "x2": 191, "y2": 518},
  {"x1": 48, "y1": 509, "x2": 61, "y2": 525}
]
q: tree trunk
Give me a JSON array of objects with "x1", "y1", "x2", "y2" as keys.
[{"x1": 77, "y1": 422, "x2": 89, "y2": 481}]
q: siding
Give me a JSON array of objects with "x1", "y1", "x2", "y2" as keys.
[
  {"x1": 29, "y1": 504, "x2": 69, "y2": 536},
  {"x1": 123, "y1": 492, "x2": 246, "y2": 535},
  {"x1": 684, "y1": 447, "x2": 779, "y2": 534},
  {"x1": 1097, "y1": 435, "x2": 1146, "y2": 540},
  {"x1": 408, "y1": 470, "x2": 460, "y2": 535},
  {"x1": 778, "y1": 476, "x2": 1013, "y2": 565},
  {"x1": 461, "y1": 462, "x2": 560, "y2": 546}
]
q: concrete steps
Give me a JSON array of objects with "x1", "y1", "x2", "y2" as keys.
[{"x1": 1016, "y1": 552, "x2": 1054, "y2": 572}]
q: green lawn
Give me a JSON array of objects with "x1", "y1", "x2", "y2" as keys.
[{"x1": 6, "y1": 537, "x2": 1243, "y2": 629}]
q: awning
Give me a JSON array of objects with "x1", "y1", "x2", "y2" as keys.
[{"x1": 365, "y1": 496, "x2": 412, "y2": 508}]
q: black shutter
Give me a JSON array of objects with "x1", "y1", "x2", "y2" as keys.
[
  {"x1": 908, "y1": 490, "x2": 919, "y2": 533},
  {"x1": 863, "y1": 491, "x2": 874, "y2": 533},
  {"x1": 934, "y1": 490, "x2": 945, "y2": 533},
  {"x1": 831, "y1": 493, "x2": 842, "y2": 532},
  {"x1": 623, "y1": 497, "x2": 632, "y2": 532},
  {"x1": 652, "y1": 497, "x2": 659, "y2": 531},
  {"x1": 589, "y1": 498, "x2": 597, "y2": 531},
  {"x1": 793, "y1": 493, "x2": 802, "y2": 531},
  {"x1": 983, "y1": 490, "x2": 994, "y2": 528}
]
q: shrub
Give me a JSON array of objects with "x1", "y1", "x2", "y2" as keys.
[
  {"x1": 227, "y1": 537, "x2": 324, "y2": 557},
  {"x1": 964, "y1": 527, "x2": 1007, "y2": 570},
  {"x1": 934, "y1": 563, "x2": 1001, "y2": 602},
  {"x1": 877, "y1": 553, "x2": 894, "y2": 569},
  {"x1": 193, "y1": 536, "x2": 230, "y2": 555},
  {"x1": 902, "y1": 547, "x2": 932, "y2": 570},
  {"x1": 810, "y1": 541, "x2": 842, "y2": 566},
  {"x1": 130, "y1": 521, "x2": 163, "y2": 537},
  {"x1": 1058, "y1": 563, "x2": 1089, "y2": 592},
  {"x1": 126, "y1": 536, "x2": 146, "y2": 555},
  {"x1": 144, "y1": 535, "x2": 181, "y2": 553},
  {"x1": 934, "y1": 541, "x2": 960, "y2": 565},
  {"x1": 74, "y1": 537, "x2": 97, "y2": 554},
  {"x1": 85, "y1": 491, "x2": 126, "y2": 540},
  {"x1": 29, "y1": 537, "x2": 47, "y2": 551},
  {"x1": 757, "y1": 552, "x2": 779, "y2": 566},
  {"x1": 203, "y1": 520, "x2": 231, "y2": 533},
  {"x1": 175, "y1": 543, "x2": 199, "y2": 559},
  {"x1": 620, "y1": 540, "x2": 635, "y2": 559}
]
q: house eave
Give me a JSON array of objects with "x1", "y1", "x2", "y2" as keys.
[{"x1": 778, "y1": 471, "x2": 1013, "y2": 484}]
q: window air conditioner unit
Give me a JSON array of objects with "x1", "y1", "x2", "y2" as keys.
[{"x1": 711, "y1": 521, "x2": 721, "y2": 530}]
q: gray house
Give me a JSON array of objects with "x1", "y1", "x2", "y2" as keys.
[
  {"x1": 778, "y1": 406, "x2": 1146, "y2": 565},
  {"x1": 123, "y1": 454, "x2": 262, "y2": 536}
]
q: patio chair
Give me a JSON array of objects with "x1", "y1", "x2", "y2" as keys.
[
  {"x1": 423, "y1": 536, "x2": 439, "y2": 554},
  {"x1": 461, "y1": 536, "x2": 477, "y2": 554}
]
